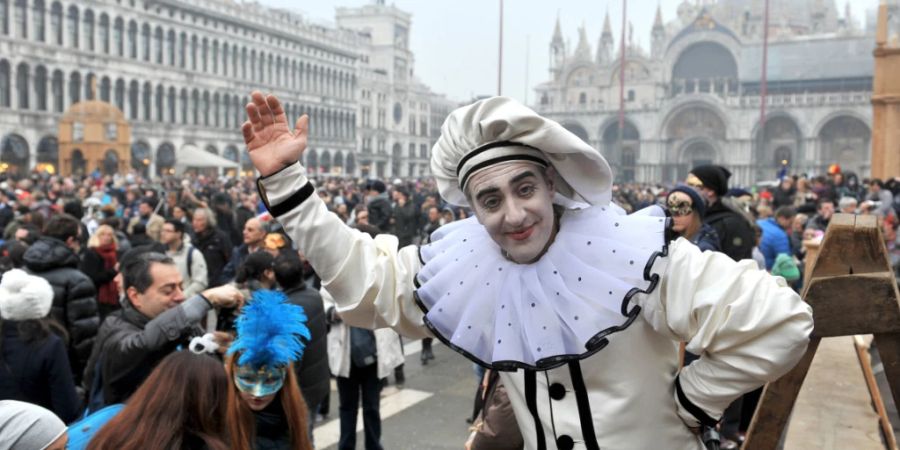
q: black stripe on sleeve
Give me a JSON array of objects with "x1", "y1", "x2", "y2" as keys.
[
  {"x1": 675, "y1": 374, "x2": 719, "y2": 428},
  {"x1": 524, "y1": 370, "x2": 547, "y2": 450},
  {"x1": 568, "y1": 361, "x2": 600, "y2": 450},
  {"x1": 265, "y1": 181, "x2": 315, "y2": 218}
]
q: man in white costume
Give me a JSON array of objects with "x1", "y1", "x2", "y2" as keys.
[{"x1": 243, "y1": 91, "x2": 813, "y2": 450}]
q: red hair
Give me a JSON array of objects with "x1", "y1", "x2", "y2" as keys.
[{"x1": 224, "y1": 354, "x2": 312, "y2": 450}]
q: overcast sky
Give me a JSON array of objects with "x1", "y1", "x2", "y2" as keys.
[{"x1": 258, "y1": 0, "x2": 881, "y2": 105}]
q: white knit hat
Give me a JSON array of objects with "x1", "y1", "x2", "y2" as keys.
[
  {"x1": 430, "y1": 96, "x2": 613, "y2": 207},
  {"x1": 0, "y1": 269, "x2": 54, "y2": 321}
]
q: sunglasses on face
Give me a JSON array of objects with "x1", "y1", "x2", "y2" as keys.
[{"x1": 667, "y1": 200, "x2": 694, "y2": 217}]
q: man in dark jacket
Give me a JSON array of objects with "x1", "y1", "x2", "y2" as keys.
[
  {"x1": 390, "y1": 188, "x2": 418, "y2": 248},
  {"x1": 221, "y1": 217, "x2": 267, "y2": 282},
  {"x1": 191, "y1": 207, "x2": 232, "y2": 287},
  {"x1": 274, "y1": 253, "x2": 329, "y2": 441},
  {"x1": 83, "y1": 252, "x2": 241, "y2": 408},
  {"x1": 688, "y1": 165, "x2": 756, "y2": 261},
  {"x1": 23, "y1": 213, "x2": 100, "y2": 385},
  {"x1": 364, "y1": 180, "x2": 392, "y2": 232}
]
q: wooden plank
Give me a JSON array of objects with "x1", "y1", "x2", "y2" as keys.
[
  {"x1": 744, "y1": 338, "x2": 820, "y2": 450},
  {"x1": 854, "y1": 335, "x2": 899, "y2": 450},
  {"x1": 810, "y1": 214, "x2": 891, "y2": 278},
  {"x1": 874, "y1": 332, "x2": 900, "y2": 422},
  {"x1": 804, "y1": 274, "x2": 900, "y2": 337}
]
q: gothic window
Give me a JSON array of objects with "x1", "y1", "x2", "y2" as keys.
[
  {"x1": 68, "y1": 71, "x2": 80, "y2": 105},
  {"x1": 201, "y1": 91, "x2": 209, "y2": 126},
  {"x1": 35, "y1": 66, "x2": 47, "y2": 110},
  {"x1": 0, "y1": 60, "x2": 9, "y2": 107},
  {"x1": 99, "y1": 76, "x2": 110, "y2": 102},
  {"x1": 113, "y1": 17, "x2": 123, "y2": 56},
  {"x1": 165, "y1": 29, "x2": 174, "y2": 65},
  {"x1": 166, "y1": 87, "x2": 175, "y2": 123},
  {"x1": 212, "y1": 92, "x2": 219, "y2": 127},
  {"x1": 155, "y1": 84, "x2": 163, "y2": 122},
  {"x1": 667, "y1": 107, "x2": 726, "y2": 140},
  {"x1": 83, "y1": 9, "x2": 94, "y2": 51},
  {"x1": 142, "y1": 82, "x2": 151, "y2": 120},
  {"x1": 222, "y1": 42, "x2": 229, "y2": 76},
  {"x1": 201, "y1": 37, "x2": 208, "y2": 72},
  {"x1": 99, "y1": 13, "x2": 109, "y2": 53},
  {"x1": 66, "y1": 5, "x2": 78, "y2": 48},
  {"x1": 127, "y1": 20, "x2": 137, "y2": 58},
  {"x1": 83, "y1": 73, "x2": 94, "y2": 100},
  {"x1": 190, "y1": 35, "x2": 197, "y2": 70},
  {"x1": 141, "y1": 23, "x2": 150, "y2": 61},
  {"x1": 128, "y1": 80, "x2": 138, "y2": 119},
  {"x1": 180, "y1": 88, "x2": 187, "y2": 124},
  {"x1": 190, "y1": 89, "x2": 198, "y2": 124},
  {"x1": 114, "y1": 78, "x2": 124, "y2": 111},
  {"x1": 33, "y1": 0, "x2": 44, "y2": 41},
  {"x1": 15, "y1": 63, "x2": 27, "y2": 109},
  {"x1": 50, "y1": 2, "x2": 61, "y2": 45},
  {"x1": 14, "y1": 0, "x2": 25, "y2": 38},
  {"x1": 154, "y1": 27, "x2": 162, "y2": 63},
  {"x1": 178, "y1": 32, "x2": 186, "y2": 67},
  {"x1": 579, "y1": 92, "x2": 586, "y2": 104},
  {"x1": 211, "y1": 40, "x2": 218, "y2": 74},
  {"x1": 50, "y1": 70, "x2": 62, "y2": 111},
  {"x1": 0, "y1": 0, "x2": 7, "y2": 35}
]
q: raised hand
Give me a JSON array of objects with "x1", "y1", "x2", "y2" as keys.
[{"x1": 241, "y1": 91, "x2": 309, "y2": 177}]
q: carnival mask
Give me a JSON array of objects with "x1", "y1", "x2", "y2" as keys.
[
  {"x1": 234, "y1": 364, "x2": 287, "y2": 398},
  {"x1": 667, "y1": 200, "x2": 694, "y2": 217}
]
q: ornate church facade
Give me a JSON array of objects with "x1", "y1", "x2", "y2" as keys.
[{"x1": 534, "y1": 0, "x2": 880, "y2": 185}]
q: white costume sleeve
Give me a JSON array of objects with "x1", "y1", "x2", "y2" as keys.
[
  {"x1": 636, "y1": 237, "x2": 814, "y2": 427},
  {"x1": 258, "y1": 163, "x2": 430, "y2": 339}
]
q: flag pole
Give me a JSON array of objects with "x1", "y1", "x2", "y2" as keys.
[{"x1": 498, "y1": 0, "x2": 504, "y2": 96}]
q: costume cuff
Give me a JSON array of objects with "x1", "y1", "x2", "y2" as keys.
[
  {"x1": 674, "y1": 373, "x2": 720, "y2": 428},
  {"x1": 256, "y1": 163, "x2": 313, "y2": 216}
]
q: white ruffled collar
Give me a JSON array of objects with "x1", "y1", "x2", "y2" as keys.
[{"x1": 414, "y1": 204, "x2": 669, "y2": 371}]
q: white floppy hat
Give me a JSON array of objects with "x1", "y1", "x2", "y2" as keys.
[
  {"x1": 430, "y1": 96, "x2": 613, "y2": 207},
  {"x1": 0, "y1": 269, "x2": 54, "y2": 321}
]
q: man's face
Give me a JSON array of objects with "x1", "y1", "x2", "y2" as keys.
[
  {"x1": 427, "y1": 207, "x2": 440, "y2": 223},
  {"x1": 840, "y1": 202, "x2": 857, "y2": 214},
  {"x1": 139, "y1": 203, "x2": 152, "y2": 216},
  {"x1": 818, "y1": 202, "x2": 835, "y2": 220},
  {"x1": 356, "y1": 210, "x2": 369, "y2": 225},
  {"x1": 466, "y1": 161, "x2": 556, "y2": 264},
  {"x1": 776, "y1": 215, "x2": 793, "y2": 230},
  {"x1": 192, "y1": 211, "x2": 208, "y2": 233},
  {"x1": 128, "y1": 263, "x2": 186, "y2": 319},
  {"x1": 243, "y1": 219, "x2": 266, "y2": 246},
  {"x1": 160, "y1": 224, "x2": 181, "y2": 246},
  {"x1": 686, "y1": 173, "x2": 716, "y2": 203}
]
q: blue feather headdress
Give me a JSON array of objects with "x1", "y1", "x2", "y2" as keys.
[{"x1": 228, "y1": 290, "x2": 311, "y2": 369}]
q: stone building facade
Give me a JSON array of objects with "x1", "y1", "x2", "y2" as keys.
[
  {"x1": 0, "y1": 0, "x2": 451, "y2": 178},
  {"x1": 534, "y1": 0, "x2": 879, "y2": 186}
]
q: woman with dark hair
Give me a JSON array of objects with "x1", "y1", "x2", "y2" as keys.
[
  {"x1": 0, "y1": 269, "x2": 80, "y2": 424},
  {"x1": 225, "y1": 291, "x2": 313, "y2": 450},
  {"x1": 235, "y1": 251, "x2": 277, "y2": 293},
  {"x1": 86, "y1": 351, "x2": 230, "y2": 450}
]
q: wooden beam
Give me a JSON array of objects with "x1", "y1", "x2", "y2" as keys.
[{"x1": 805, "y1": 274, "x2": 900, "y2": 337}]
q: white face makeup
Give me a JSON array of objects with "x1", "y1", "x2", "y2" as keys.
[{"x1": 466, "y1": 161, "x2": 557, "y2": 264}]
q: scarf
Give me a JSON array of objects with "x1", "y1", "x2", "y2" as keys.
[{"x1": 96, "y1": 243, "x2": 119, "y2": 306}]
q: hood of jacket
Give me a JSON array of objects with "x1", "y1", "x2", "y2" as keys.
[{"x1": 23, "y1": 237, "x2": 80, "y2": 272}]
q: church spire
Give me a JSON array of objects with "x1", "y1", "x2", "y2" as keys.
[
  {"x1": 597, "y1": 9, "x2": 615, "y2": 64},
  {"x1": 653, "y1": 3, "x2": 664, "y2": 30},
  {"x1": 602, "y1": 9, "x2": 613, "y2": 38},
  {"x1": 552, "y1": 13, "x2": 563, "y2": 44},
  {"x1": 575, "y1": 23, "x2": 592, "y2": 61}
]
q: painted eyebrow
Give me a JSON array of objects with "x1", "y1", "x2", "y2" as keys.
[
  {"x1": 510, "y1": 171, "x2": 538, "y2": 184},
  {"x1": 475, "y1": 186, "x2": 501, "y2": 202}
]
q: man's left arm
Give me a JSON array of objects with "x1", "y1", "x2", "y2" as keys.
[{"x1": 637, "y1": 238, "x2": 813, "y2": 428}]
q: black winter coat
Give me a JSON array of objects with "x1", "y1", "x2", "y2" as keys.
[
  {"x1": 83, "y1": 296, "x2": 210, "y2": 407},
  {"x1": 193, "y1": 228, "x2": 232, "y2": 287},
  {"x1": 23, "y1": 237, "x2": 100, "y2": 383},
  {"x1": 391, "y1": 201, "x2": 419, "y2": 248},
  {"x1": 284, "y1": 285, "x2": 329, "y2": 410},
  {"x1": 0, "y1": 321, "x2": 82, "y2": 423},
  {"x1": 703, "y1": 200, "x2": 756, "y2": 261},
  {"x1": 367, "y1": 194, "x2": 392, "y2": 232}
]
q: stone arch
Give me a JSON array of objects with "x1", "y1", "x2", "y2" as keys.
[
  {"x1": 305, "y1": 148, "x2": 319, "y2": 174},
  {"x1": 560, "y1": 121, "x2": 589, "y2": 144},
  {"x1": 103, "y1": 149, "x2": 120, "y2": 175},
  {"x1": 752, "y1": 114, "x2": 803, "y2": 179},
  {"x1": 35, "y1": 66, "x2": 49, "y2": 110},
  {"x1": 15, "y1": 62, "x2": 28, "y2": 109},
  {"x1": 345, "y1": 152, "x2": 356, "y2": 176},
  {"x1": 601, "y1": 119, "x2": 641, "y2": 182},
  {"x1": 817, "y1": 115, "x2": 871, "y2": 176},
  {"x1": 320, "y1": 150, "x2": 332, "y2": 173},
  {"x1": 0, "y1": 59, "x2": 8, "y2": 107},
  {"x1": 1, "y1": 134, "x2": 29, "y2": 175},
  {"x1": 391, "y1": 142, "x2": 403, "y2": 177},
  {"x1": 70, "y1": 149, "x2": 86, "y2": 176},
  {"x1": 154, "y1": 142, "x2": 174, "y2": 176},
  {"x1": 223, "y1": 145, "x2": 239, "y2": 162},
  {"x1": 680, "y1": 138, "x2": 719, "y2": 169},
  {"x1": 333, "y1": 151, "x2": 344, "y2": 175},
  {"x1": 68, "y1": 70, "x2": 81, "y2": 105},
  {"x1": 36, "y1": 136, "x2": 59, "y2": 173},
  {"x1": 670, "y1": 40, "x2": 739, "y2": 96},
  {"x1": 663, "y1": 103, "x2": 728, "y2": 181},
  {"x1": 205, "y1": 144, "x2": 218, "y2": 155}
]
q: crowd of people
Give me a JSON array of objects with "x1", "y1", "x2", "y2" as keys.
[{"x1": 0, "y1": 153, "x2": 896, "y2": 449}]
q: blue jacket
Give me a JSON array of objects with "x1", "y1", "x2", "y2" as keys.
[{"x1": 757, "y1": 218, "x2": 791, "y2": 270}]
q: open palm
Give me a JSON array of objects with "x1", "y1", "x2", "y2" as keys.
[{"x1": 241, "y1": 91, "x2": 309, "y2": 177}]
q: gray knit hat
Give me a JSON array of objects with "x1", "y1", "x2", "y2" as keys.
[{"x1": 0, "y1": 400, "x2": 67, "y2": 450}]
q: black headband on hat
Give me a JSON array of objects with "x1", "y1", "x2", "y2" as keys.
[{"x1": 456, "y1": 141, "x2": 549, "y2": 191}]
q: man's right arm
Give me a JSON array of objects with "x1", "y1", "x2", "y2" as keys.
[
  {"x1": 107, "y1": 296, "x2": 211, "y2": 359},
  {"x1": 258, "y1": 163, "x2": 429, "y2": 338}
]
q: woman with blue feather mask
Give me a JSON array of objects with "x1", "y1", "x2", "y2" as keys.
[{"x1": 225, "y1": 290, "x2": 314, "y2": 450}]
